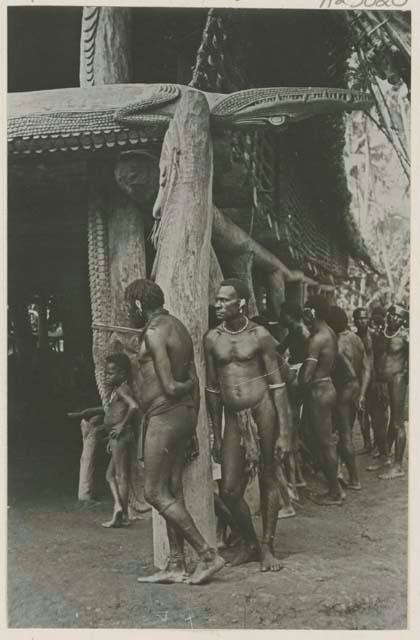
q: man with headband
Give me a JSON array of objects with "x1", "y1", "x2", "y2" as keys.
[{"x1": 204, "y1": 278, "x2": 292, "y2": 572}]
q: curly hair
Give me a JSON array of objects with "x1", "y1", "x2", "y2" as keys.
[
  {"x1": 305, "y1": 294, "x2": 330, "y2": 321},
  {"x1": 328, "y1": 305, "x2": 348, "y2": 334},
  {"x1": 105, "y1": 352, "x2": 132, "y2": 383},
  {"x1": 220, "y1": 278, "x2": 250, "y2": 302},
  {"x1": 125, "y1": 278, "x2": 164, "y2": 311}
]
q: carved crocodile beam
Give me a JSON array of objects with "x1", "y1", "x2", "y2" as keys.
[{"x1": 8, "y1": 83, "x2": 372, "y2": 155}]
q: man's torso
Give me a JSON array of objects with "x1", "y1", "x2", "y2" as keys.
[{"x1": 208, "y1": 321, "x2": 270, "y2": 411}]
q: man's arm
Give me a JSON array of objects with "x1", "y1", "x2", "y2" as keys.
[
  {"x1": 145, "y1": 327, "x2": 193, "y2": 398},
  {"x1": 204, "y1": 333, "x2": 223, "y2": 463},
  {"x1": 358, "y1": 341, "x2": 371, "y2": 410},
  {"x1": 187, "y1": 358, "x2": 200, "y2": 415},
  {"x1": 109, "y1": 385, "x2": 139, "y2": 438},
  {"x1": 67, "y1": 407, "x2": 104, "y2": 420},
  {"x1": 299, "y1": 334, "x2": 322, "y2": 385},
  {"x1": 257, "y1": 328, "x2": 292, "y2": 457}
]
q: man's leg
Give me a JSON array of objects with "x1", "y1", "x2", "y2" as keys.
[
  {"x1": 220, "y1": 411, "x2": 260, "y2": 566},
  {"x1": 310, "y1": 383, "x2": 342, "y2": 504},
  {"x1": 102, "y1": 452, "x2": 125, "y2": 528},
  {"x1": 78, "y1": 418, "x2": 100, "y2": 501},
  {"x1": 379, "y1": 374, "x2": 407, "y2": 479},
  {"x1": 367, "y1": 383, "x2": 390, "y2": 471},
  {"x1": 336, "y1": 384, "x2": 361, "y2": 489},
  {"x1": 252, "y1": 393, "x2": 283, "y2": 572},
  {"x1": 140, "y1": 407, "x2": 224, "y2": 585}
]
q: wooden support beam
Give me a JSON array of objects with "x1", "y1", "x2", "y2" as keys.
[{"x1": 151, "y1": 89, "x2": 216, "y2": 568}]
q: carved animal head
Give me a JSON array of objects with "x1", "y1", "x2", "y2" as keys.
[{"x1": 210, "y1": 87, "x2": 372, "y2": 130}]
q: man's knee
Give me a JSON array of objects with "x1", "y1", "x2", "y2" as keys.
[{"x1": 221, "y1": 482, "x2": 242, "y2": 504}]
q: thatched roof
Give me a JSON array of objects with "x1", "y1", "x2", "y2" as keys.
[{"x1": 190, "y1": 8, "x2": 375, "y2": 278}]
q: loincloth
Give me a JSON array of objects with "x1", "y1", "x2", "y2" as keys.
[
  {"x1": 233, "y1": 406, "x2": 261, "y2": 480},
  {"x1": 137, "y1": 397, "x2": 199, "y2": 465}
]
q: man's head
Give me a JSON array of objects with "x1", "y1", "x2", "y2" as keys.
[
  {"x1": 303, "y1": 294, "x2": 330, "y2": 329},
  {"x1": 215, "y1": 278, "x2": 250, "y2": 322},
  {"x1": 385, "y1": 303, "x2": 409, "y2": 334},
  {"x1": 353, "y1": 307, "x2": 369, "y2": 335},
  {"x1": 280, "y1": 301, "x2": 303, "y2": 330},
  {"x1": 104, "y1": 352, "x2": 132, "y2": 390},
  {"x1": 125, "y1": 279, "x2": 164, "y2": 326},
  {"x1": 370, "y1": 306, "x2": 386, "y2": 332},
  {"x1": 328, "y1": 305, "x2": 348, "y2": 335}
]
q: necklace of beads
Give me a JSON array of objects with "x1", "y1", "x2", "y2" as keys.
[{"x1": 222, "y1": 316, "x2": 249, "y2": 335}]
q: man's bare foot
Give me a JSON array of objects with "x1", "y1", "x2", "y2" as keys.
[
  {"x1": 225, "y1": 531, "x2": 241, "y2": 548},
  {"x1": 295, "y1": 480, "x2": 307, "y2": 488},
  {"x1": 371, "y1": 447, "x2": 380, "y2": 459},
  {"x1": 277, "y1": 505, "x2": 296, "y2": 519},
  {"x1": 102, "y1": 510, "x2": 124, "y2": 528},
  {"x1": 311, "y1": 492, "x2": 344, "y2": 506},
  {"x1": 137, "y1": 558, "x2": 189, "y2": 584},
  {"x1": 188, "y1": 549, "x2": 225, "y2": 585},
  {"x1": 260, "y1": 543, "x2": 283, "y2": 572},
  {"x1": 378, "y1": 466, "x2": 405, "y2": 480},
  {"x1": 228, "y1": 543, "x2": 260, "y2": 567},
  {"x1": 347, "y1": 482, "x2": 362, "y2": 491}
]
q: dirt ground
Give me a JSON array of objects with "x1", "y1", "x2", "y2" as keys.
[{"x1": 8, "y1": 408, "x2": 407, "y2": 630}]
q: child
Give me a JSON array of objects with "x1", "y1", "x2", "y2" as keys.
[{"x1": 69, "y1": 353, "x2": 139, "y2": 528}]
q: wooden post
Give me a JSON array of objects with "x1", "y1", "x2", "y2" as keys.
[
  {"x1": 80, "y1": 7, "x2": 132, "y2": 86},
  {"x1": 209, "y1": 248, "x2": 224, "y2": 306},
  {"x1": 80, "y1": 7, "x2": 149, "y2": 511},
  {"x1": 151, "y1": 89, "x2": 216, "y2": 567}
]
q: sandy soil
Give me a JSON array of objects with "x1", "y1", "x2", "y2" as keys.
[{"x1": 8, "y1": 418, "x2": 407, "y2": 631}]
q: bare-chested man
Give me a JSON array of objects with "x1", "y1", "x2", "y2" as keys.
[
  {"x1": 328, "y1": 306, "x2": 371, "y2": 490},
  {"x1": 68, "y1": 353, "x2": 138, "y2": 527},
  {"x1": 204, "y1": 279, "x2": 292, "y2": 572},
  {"x1": 299, "y1": 295, "x2": 343, "y2": 506},
  {"x1": 353, "y1": 307, "x2": 375, "y2": 454},
  {"x1": 374, "y1": 304, "x2": 409, "y2": 480},
  {"x1": 125, "y1": 279, "x2": 224, "y2": 585},
  {"x1": 279, "y1": 301, "x2": 310, "y2": 490}
]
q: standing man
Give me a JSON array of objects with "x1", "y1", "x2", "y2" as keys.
[
  {"x1": 204, "y1": 279, "x2": 292, "y2": 572},
  {"x1": 299, "y1": 295, "x2": 343, "y2": 505},
  {"x1": 278, "y1": 301, "x2": 310, "y2": 488},
  {"x1": 353, "y1": 307, "x2": 375, "y2": 454},
  {"x1": 328, "y1": 306, "x2": 371, "y2": 490},
  {"x1": 125, "y1": 279, "x2": 225, "y2": 585},
  {"x1": 374, "y1": 304, "x2": 409, "y2": 480}
]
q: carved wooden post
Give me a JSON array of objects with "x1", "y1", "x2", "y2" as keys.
[
  {"x1": 209, "y1": 248, "x2": 224, "y2": 306},
  {"x1": 80, "y1": 7, "x2": 132, "y2": 86},
  {"x1": 79, "y1": 6, "x2": 149, "y2": 508},
  {"x1": 151, "y1": 89, "x2": 216, "y2": 567}
]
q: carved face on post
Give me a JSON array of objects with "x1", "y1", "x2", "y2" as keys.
[{"x1": 152, "y1": 140, "x2": 180, "y2": 223}]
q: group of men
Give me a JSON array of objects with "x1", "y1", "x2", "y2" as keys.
[{"x1": 71, "y1": 277, "x2": 409, "y2": 586}]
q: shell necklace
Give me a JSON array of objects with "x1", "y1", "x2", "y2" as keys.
[
  {"x1": 222, "y1": 317, "x2": 249, "y2": 335},
  {"x1": 383, "y1": 326, "x2": 401, "y2": 339}
]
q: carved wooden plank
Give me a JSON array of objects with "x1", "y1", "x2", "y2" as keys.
[{"x1": 151, "y1": 89, "x2": 216, "y2": 568}]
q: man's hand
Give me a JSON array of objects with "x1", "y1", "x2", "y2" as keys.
[
  {"x1": 274, "y1": 434, "x2": 290, "y2": 461},
  {"x1": 358, "y1": 394, "x2": 366, "y2": 413},
  {"x1": 212, "y1": 437, "x2": 222, "y2": 464},
  {"x1": 109, "y1": 423, "x2": 125, "y2": 440}
]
